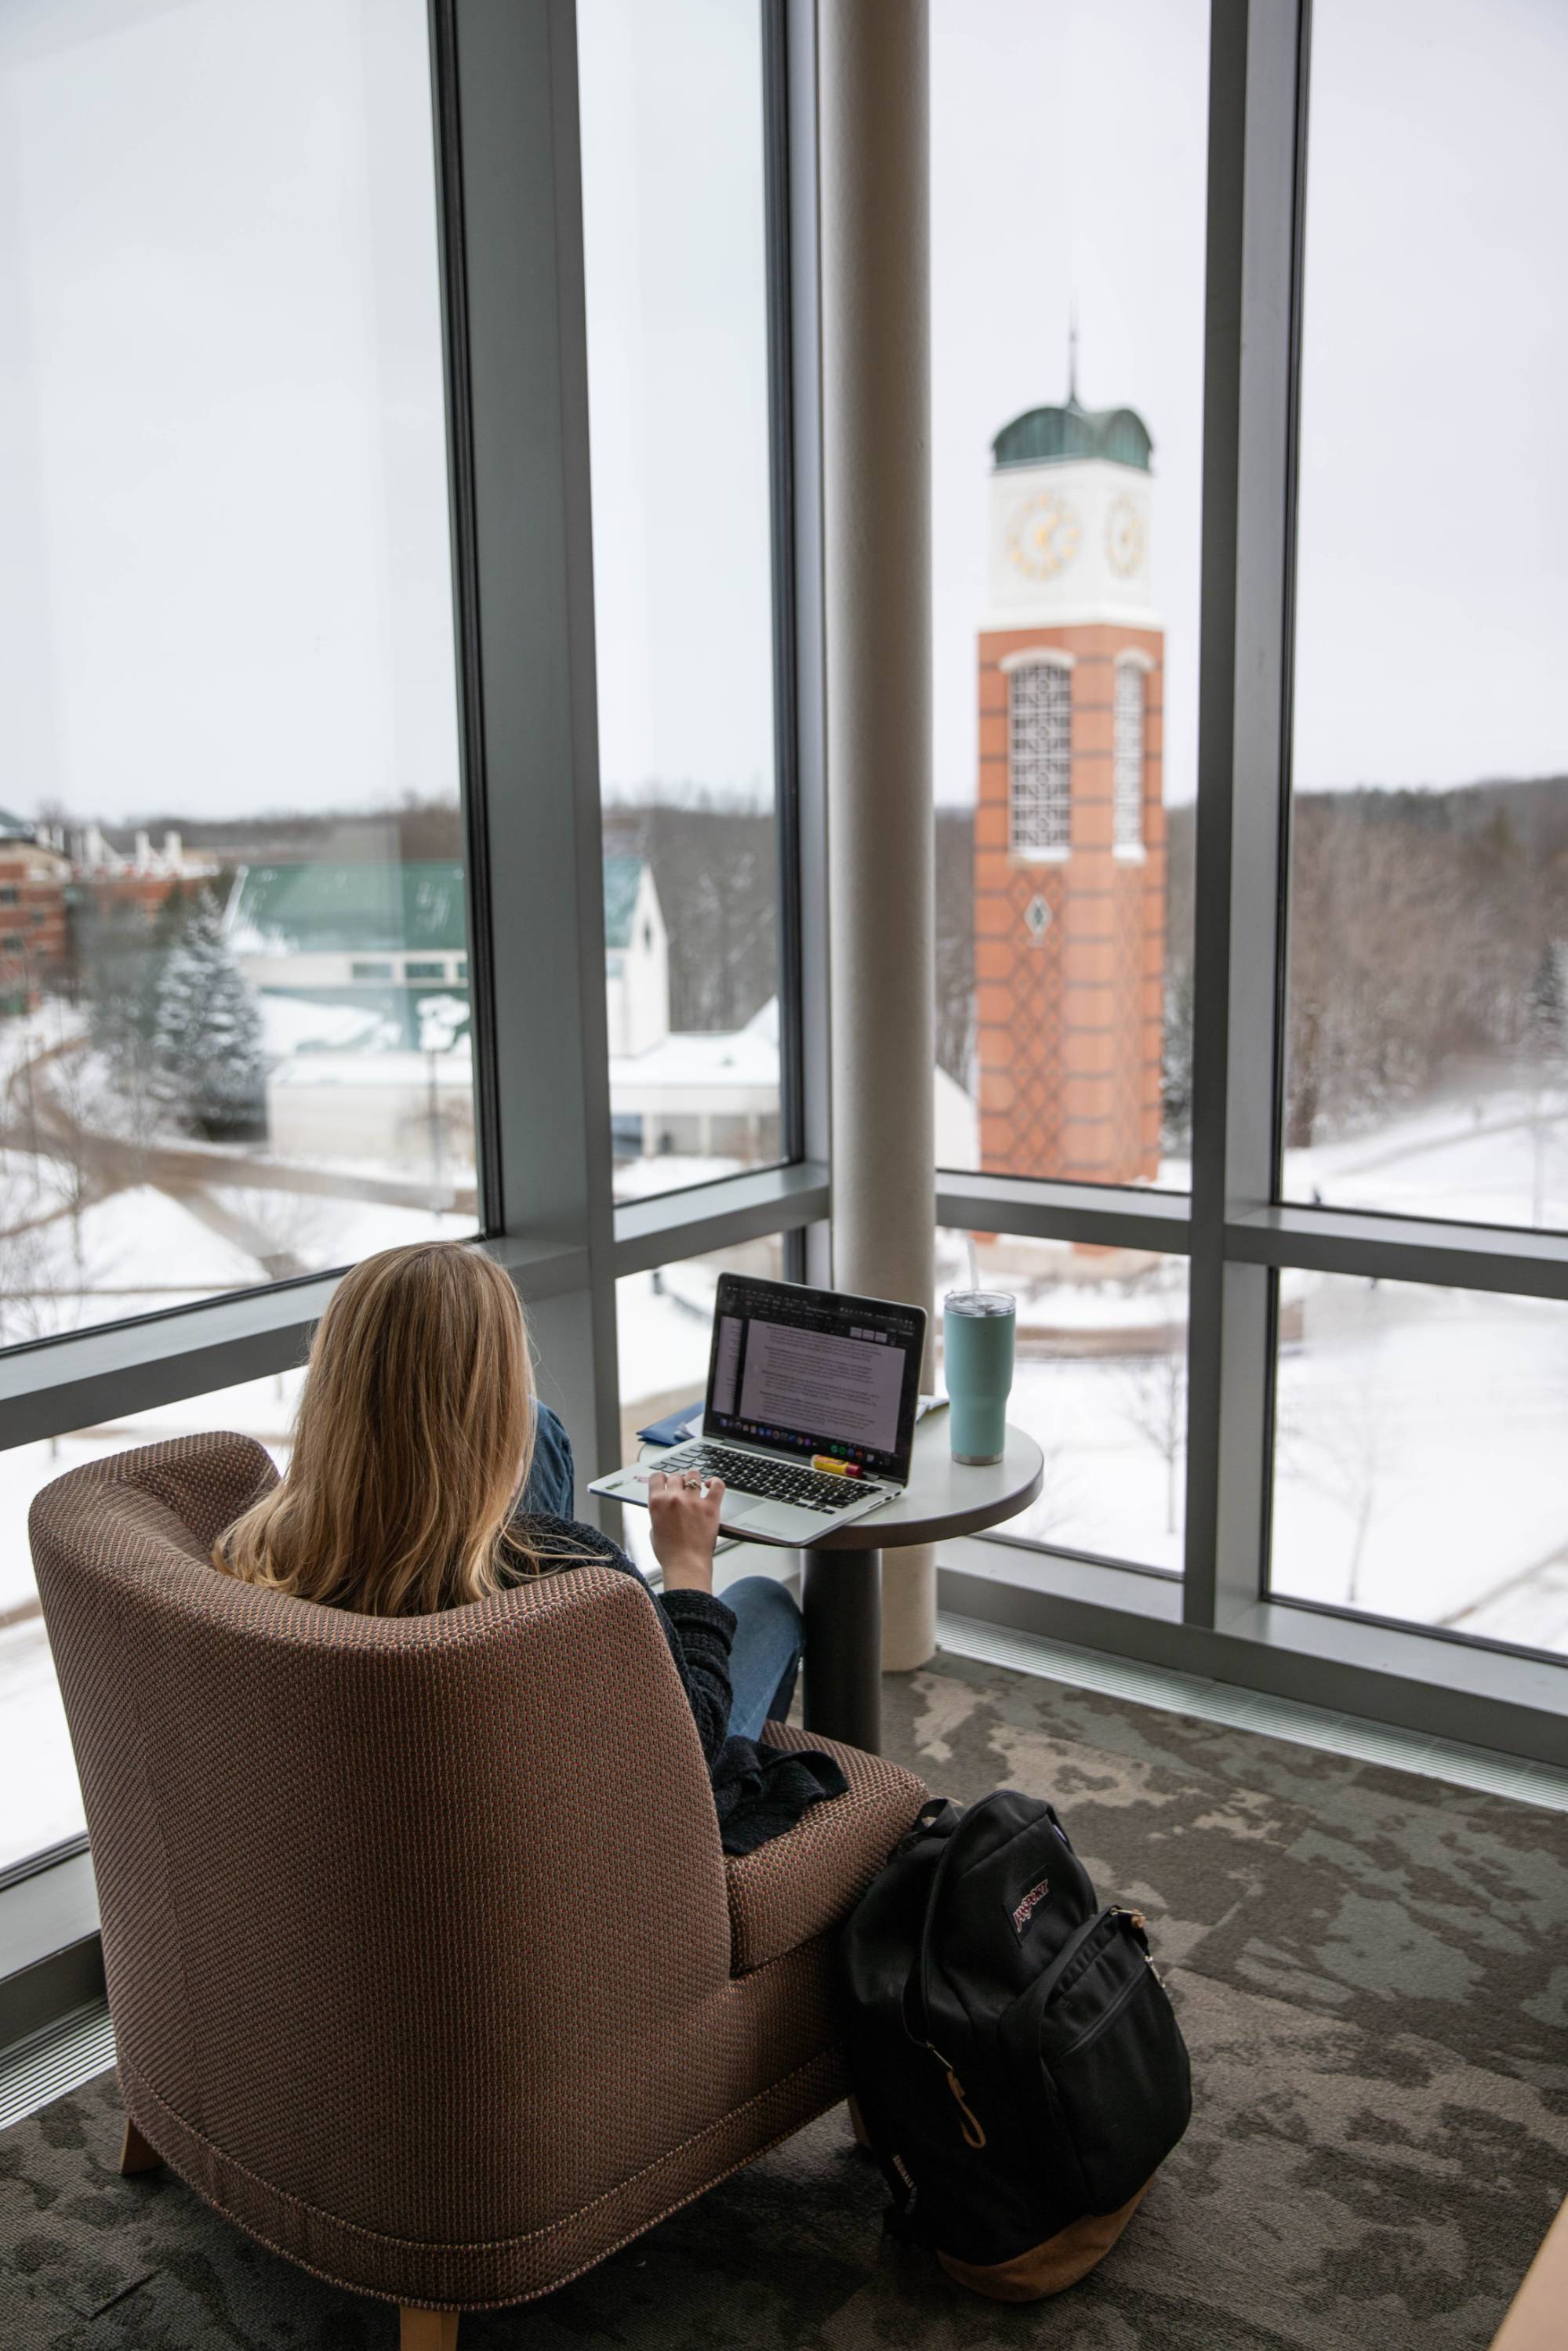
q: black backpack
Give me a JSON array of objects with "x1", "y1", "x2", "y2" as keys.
[{"x1": 840, "y1": 1790, "x2": 1192, "y2": 2301}]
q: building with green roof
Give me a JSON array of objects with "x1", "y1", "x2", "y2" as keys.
[{"x1": 227, "y1": 855, "x2": 668, "y2": 1058}]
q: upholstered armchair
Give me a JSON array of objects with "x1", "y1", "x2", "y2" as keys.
[{"x1": 30, "y1": 1434, "x2": 927, "y2": 2348}]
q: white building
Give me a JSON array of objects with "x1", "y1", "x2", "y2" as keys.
[{"x1": 602, "y1": 854, "x2": 670, "y2": 1058}]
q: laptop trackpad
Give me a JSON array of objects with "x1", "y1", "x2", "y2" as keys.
[{"x1": 724, "y1": 1499, "x2": 827, "y2": 1545}]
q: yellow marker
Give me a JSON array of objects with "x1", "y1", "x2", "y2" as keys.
[{"x1": 811, "y1": 1453, "x2": 851, "y2": 1475}]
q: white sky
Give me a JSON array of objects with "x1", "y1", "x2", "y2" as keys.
[{"x1": 2, "y1": 0, "x2": 1565, "y2": 823}]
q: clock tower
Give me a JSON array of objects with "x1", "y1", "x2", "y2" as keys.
[{"x1": 974, "y1": 376, "x2": 1165, "y2": 1183}]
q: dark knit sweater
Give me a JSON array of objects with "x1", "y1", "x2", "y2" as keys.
[{"x1": 504, "y1": 1512, "x2": 848, "y2": 1856}]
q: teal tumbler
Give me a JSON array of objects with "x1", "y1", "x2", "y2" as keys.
[{"x1": 943, "y1": 1290, "x2": 1016, "y2": 1465}]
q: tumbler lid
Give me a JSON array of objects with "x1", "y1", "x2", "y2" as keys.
[{"x1": 943, "y1": 1290, "x2": 1014, "y2": 1316}]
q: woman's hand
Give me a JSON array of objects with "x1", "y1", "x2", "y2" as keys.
[{"x1": 648, "y1": 1468, "x2": 726, "y2": 1592}]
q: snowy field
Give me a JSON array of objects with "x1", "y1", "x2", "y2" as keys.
[{"x1": 1283, "y1": 1079, "x2": 1568, "y2": 1233}]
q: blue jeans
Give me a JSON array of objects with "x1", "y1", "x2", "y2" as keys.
[
  {"x1": 521, "y1": 1402, "x2": 577, "y2": 1517},
  {"x1": 522, "y1": 1405, "x2": 803, "y2": 1737},
  {"x1": 720, "y1": 1575, "x2": 804, "y2": 1740}
]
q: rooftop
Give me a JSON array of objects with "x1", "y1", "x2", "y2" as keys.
[
  {"x1": 993, "y1": 390, "x2": 1152, "y2": 475},
  {"x1": 227, "y1": 862, "x2": 468, "y2": 956},
  {"x1": 602, "y1": 854, "x2": 648, "y2": 950}
]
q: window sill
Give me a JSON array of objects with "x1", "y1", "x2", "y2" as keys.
[{"x1": 937, "y1": 1537, "x2": 1568, "y2": 1768}]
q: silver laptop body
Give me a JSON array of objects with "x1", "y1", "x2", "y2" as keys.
[{"x1": 590, "y1": 1272, "x2": 927, "y2": 1546}]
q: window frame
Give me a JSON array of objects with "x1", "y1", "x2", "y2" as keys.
[{"x1": 5, "y1": 0, "x2": 1566, "y2": 2045}]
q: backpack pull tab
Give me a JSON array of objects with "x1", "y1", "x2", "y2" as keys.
[{"x1": 945, "y1": 2068, "x2": 987, "y2": 2151}]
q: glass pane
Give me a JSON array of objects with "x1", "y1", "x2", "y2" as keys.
[
  {"x1": 0, "y1": 1367, "x2": 306, "y2": 1875},
  {"x1": 1271, "y1": 1274, "x2": 1568, "y2": 1658},
  {"x1": 578, "y1": 1, "x2": 784, "y2": 1205},
  {"x1": 613, "y1": 1233, "x2": 789, "y2": 1576},
  {"x1": 0, "y1": 0, "x2": 475, "y2": 1345},
  {"x1": 935, "y1": 1229, "x2": 1188, "y2": 1574},
  {"x1": 1283, "y1": 0, "x2": 1568, "y2": 1231},
  {"x1": 930, "y1": 0, "x2": 1207, "y2": 1187}
]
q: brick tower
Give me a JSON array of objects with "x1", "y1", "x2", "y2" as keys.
[{"x1": 974, "y1": 375, "x2": 1164, "y2": 1182}]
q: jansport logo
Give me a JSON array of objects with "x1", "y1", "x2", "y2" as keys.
[{"x1": 1011, "y1": 1878, "x2": 1051, "y2": 1936}]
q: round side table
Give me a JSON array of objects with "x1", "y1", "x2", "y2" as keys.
[
  {"x1": 642, "y1": 1416, "x2": 1044, "y2": 1754},
  {"x1": 793, "y1": 1416, "x2": 1043, "y2": 1753}
]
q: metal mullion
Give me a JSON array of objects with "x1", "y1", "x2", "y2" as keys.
[
  {"x1": 428, "y1": 0, "x2": 502, "y2": 1235},
  {"x1": 0, "y1": 1236, "x2": 590, "y2": 1455},
  {"x1": 612, "y1": 1162, "x2": 829, "y2": 1279},
  {"x1": 936, "y1": 1174, "x2": 1191, "y2": 1255},
  {"x1": 431, "y1": 0, "x2": 621, "y2": 1489},
  {"x1": 1185, "y1": 0, "x2": 1307, "y2": 1634},
  {"x1": 785, "y1": 0, "x2": 832, "y2": 1293},
  {"x1": 1228, "y1": 1204, "x2": 1568, "y2": 1301},
  {"x1": 762, "y1": 0, "x2": 805, "y2": 1170}
]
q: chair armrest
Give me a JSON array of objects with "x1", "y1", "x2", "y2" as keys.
[{"x1": 724, "y1": 1723, "x2": 927, "y2": 1975}]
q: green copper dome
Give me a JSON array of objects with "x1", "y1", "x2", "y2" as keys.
[{"x1": 993, "y1": 394, "x2": 1152, "y2": 474}]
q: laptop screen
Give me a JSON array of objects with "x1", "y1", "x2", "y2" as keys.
[{"x1": 702, "y1": 1274, "x2": 927, "y2": 1482}]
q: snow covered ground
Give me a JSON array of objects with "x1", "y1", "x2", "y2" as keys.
[
  {"x1": 1272, "y1": 1276, "x2": 1568, "y2": 1650},
  {"x1": 1283, "y1": 1081, "x2": 1568, "y2": 1232}
]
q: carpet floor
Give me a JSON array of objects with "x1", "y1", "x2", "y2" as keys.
[{"x1": 2, "y1": 1653, "x2": 1566, "y2": 2349}]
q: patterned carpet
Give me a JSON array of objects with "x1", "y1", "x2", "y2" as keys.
[{"x1": 2, "y1": 1652, "x2": 1565, "y2": 2349}]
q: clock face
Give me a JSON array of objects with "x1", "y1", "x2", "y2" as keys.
[
  {"x1": 1106, "y1": 493, "x2": 1147, "y2": 579},
  {"x1": 1007, "y1": 491, "x2": 1081, "y2": 582}
]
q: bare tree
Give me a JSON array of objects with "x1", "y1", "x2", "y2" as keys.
[{"x1": 1116, "y1": 1319, "x2": 1187, "y2": 1538}]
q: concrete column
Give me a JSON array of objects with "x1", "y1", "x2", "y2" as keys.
[{"x1": 818, "y1": 0, "x2": 937, "y2": 1671}]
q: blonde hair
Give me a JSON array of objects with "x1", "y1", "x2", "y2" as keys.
[{"x1": 216, "y1": 1243, "x2": 541, "y2": 1616}]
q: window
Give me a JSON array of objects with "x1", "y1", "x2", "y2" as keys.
[
  {"x1": 5, "y1": 0, "x2": 1564, "y2": 2000},
  {"x1": 1271, "y1": 1274, "x2": 1568, "y2": 1659},
  {"x1": 1281, "y1": 0, "x2": 1568, "y2": 1232},
  {"x1": 931, "y1": 0, "x2": 1204, "y2": 1191},
  {"x1": 0, "y1": 888, "x2": 16, "y2": 906},
  {"x1": 0, "y1": 0, "x2": 475, "y2": 1345},
  {"x1": 1007, "y1": 661, "x2": 1072, "y2": 857},
  {"x1": 579, "y1": 0, "x2": 786, "y2": 1204},
  {"x1": 937, "y1": 1230, "x2": 1188, "y2": 1576},
  {"x1": 1112, "y1": 660, "x2": 1146, "y2": 854}
]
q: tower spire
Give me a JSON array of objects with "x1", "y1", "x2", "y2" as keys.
[{"x1": 1067, "y1": 303, "x2": 1079, "y2": 406}]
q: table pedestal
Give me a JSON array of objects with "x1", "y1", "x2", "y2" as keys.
[{"x1": 801, "y1": 1547, "x2": 882, "y2": 1754}]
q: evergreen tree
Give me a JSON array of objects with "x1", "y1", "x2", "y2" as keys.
[{"x1": 147, "y1": 889, "x2": 266, "y2": 1137}]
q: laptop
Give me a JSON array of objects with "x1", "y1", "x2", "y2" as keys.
[{"x1": 590, "y1": 1272, "x2": 927, "y2": 1545}]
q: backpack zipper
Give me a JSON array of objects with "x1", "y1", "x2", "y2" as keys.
[
  {"x1": 1058, "y1": 1943, "x2": 1156, "y2": 2059},
  {"x1": 923, "y1": 2042, "x2": 989, "y2": 2150}
]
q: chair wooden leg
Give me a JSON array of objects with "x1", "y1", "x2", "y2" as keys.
[
  {"x1": 400, "y1": 2309, "x2": 459, "y2": 2349},
  {"x1": 119, "y1": 2117, "x2": 162, "y2": 2175}
]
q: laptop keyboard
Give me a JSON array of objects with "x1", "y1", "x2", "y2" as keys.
[{"x1": 666, "y1": 1443, "x2": 877, "y2": 1515}]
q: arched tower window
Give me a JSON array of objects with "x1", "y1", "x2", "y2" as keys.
[
  {"x1": 1008, "y1": 658, "x2": 1072, "y2": 855},
  {"x1": 1112, "y1": 658, "x2": 1145, "y2": 854}
]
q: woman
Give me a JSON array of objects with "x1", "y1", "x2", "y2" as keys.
[{"x1": 214, "y1": 1241, "x2": 845, "y2": 1852}]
